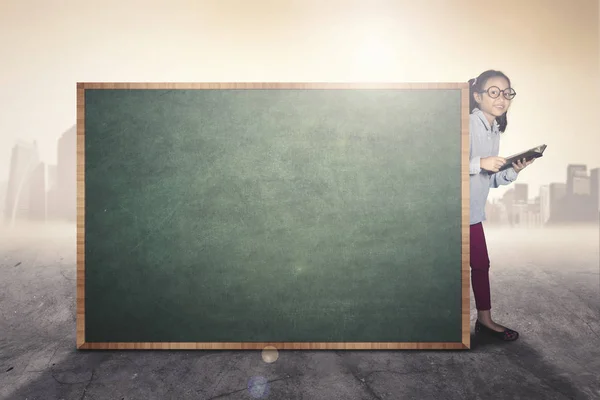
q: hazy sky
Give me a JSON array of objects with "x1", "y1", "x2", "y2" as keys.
[{"x1": 1, "y1": 0, "x2": 598, "y2": 200}]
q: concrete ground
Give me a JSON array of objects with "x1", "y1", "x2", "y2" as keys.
[{"x1": 1, "y1": 222, "x2": 599, "y2": 400}]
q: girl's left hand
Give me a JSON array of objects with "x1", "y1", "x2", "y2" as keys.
[{"x1": 512, "y1": 157, "x2": 534, "y2": 173}]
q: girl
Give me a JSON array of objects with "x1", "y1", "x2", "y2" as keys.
[{"x1": 468, "y1": 70, "x2": 535, "y2": 341}]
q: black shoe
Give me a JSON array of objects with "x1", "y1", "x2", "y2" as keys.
[{"x1": 475, "y1": 319, "x2": 519, "y2": 341}]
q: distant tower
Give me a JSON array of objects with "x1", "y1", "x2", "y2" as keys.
[
  {"x1": 4, "y1": 140, "x2": 40, "y2": 226},
  {"x1": 589, "y1": 168, "x2": 599, "y2": 212},
  {"x1": 501, "y1": 188, "x2": 515, "y2": 226},
  {"x1": 567, "y1": 164, "x2": 587, "y2": 196},
  {"x1": 572, "y1": 170, "x2": 590, "y2": 196},
  {"x1": 548, "y1": 183, "x2": 566, "y2": 223},
  {"x1": 566, "y1": 164, "x2": 595, "y2": 222},
  {"x1": 46, "y1": 164, "x2": 58, "y2": 220},
  {"x1": 29, "y1": 161, "x2": 47, "y2": 221},
  {"x1": 514, "y1": 183, "x2": 528, "y2": 204},
  {"x1": 0, "y1": 180, "x2": 7, "y2": 219},
  {"x1": 57, "y1": 125, "x2": 76, "y2": 222},
  {"x1": 539, "y1": 185, "x2": 550, "y2": 225}
]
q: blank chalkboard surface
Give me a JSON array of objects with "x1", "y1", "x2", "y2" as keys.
[{"x1": 76, "y1": 83, "x2": 470, "y2": 350}]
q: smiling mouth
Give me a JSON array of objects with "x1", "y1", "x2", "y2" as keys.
[{"x1": 494, "y1": 105, "x2": 505, "y2": 110}]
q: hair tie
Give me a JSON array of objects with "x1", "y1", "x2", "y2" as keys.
[{"x1": 472, "y1": 77, "x2": 477, "y2": 86}]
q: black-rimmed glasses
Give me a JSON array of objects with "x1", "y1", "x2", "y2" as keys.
[{"x1": 479, "y1": 86, "x2": 516, "y2": 100}]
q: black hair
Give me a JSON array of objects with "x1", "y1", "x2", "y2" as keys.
[{"x1": 468, "y1": 69, "x2": 512, "y2": 133}]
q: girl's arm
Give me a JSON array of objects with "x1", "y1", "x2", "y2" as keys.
[
  {"x1": 469, "y1": 120, "x2": 481, "y2": 175},
  {"x1": 470, "y1": 156, "x2": 481, "y2": 175},
  {"x1": 489, "y1": 167, "x2": 518, "y2": 188}
]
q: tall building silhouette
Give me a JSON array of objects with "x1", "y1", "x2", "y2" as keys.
[
  {"x1": 549, "y1": 183, "x2": 566, "y2": 223},
  {"x1": 0, "y1": 180, "x2": 7, "y2": 221},
  {"x1": 590, "y1": 168, "x2": 599, "y2": 212},
  {"x1": 29, "y1": 162, "x2": 47, "y2": 221},
  {"x1": 47, "y1": 165, "x2": 57, "y2": 188},
  {"x1": 565, "y1": 164, "x2": 596, "y2": 222},
  {"x1": 514, "y1": 183, "x2": 528, "y2": 204},
  {"x1": 572, "y1": 169, "x2": 590, "y2": 195},
  {"x1": 57, "y1": 125, "x2": 76, "y2": 221},
  {"x1": 539, "y1": 185, "x2": 550, "y2": 224},
  {"x1": 530, "y1": 196, "x2": 541, "y2": 227},
  {"x1": 567, "y1": 164, "x2": 587, "y2": 195},
  {"x1": 46, "y1": 164, "x2": 59, "y2": 220},
  {"x1": 4, "y1": 140, "x2": 40, "y2": 225},
  {"x1": 500, "y1": 188, "x2": 515, "y2": 225}
]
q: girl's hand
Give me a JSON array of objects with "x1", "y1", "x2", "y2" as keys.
[
  {"x1": 480, "y1": 156, "x2": 507, "y2": 173},
  {"x1": 512, "y1": 157, "x2": 534, "y2": 173}
]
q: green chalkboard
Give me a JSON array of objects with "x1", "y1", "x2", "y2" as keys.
[{"x1": 76, "y1": 83, "x2": 470, "y2": 350}]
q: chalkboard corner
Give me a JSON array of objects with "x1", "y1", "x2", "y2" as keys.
[{"x1": 77, "y1": 82, "x2": 96, "y2": 90}]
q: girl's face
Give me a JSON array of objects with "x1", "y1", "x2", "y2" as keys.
[{"x1": 474, "y1": 76, "x2": 513, "y2": 122}]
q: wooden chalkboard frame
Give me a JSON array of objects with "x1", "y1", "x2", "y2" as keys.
[{"x1": 76, "y1": 82, "x2": 471, "y2": 350}]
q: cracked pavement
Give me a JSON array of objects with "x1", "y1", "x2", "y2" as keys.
[{"x1": 1, "y1": 222, "x2": 599, "y2": 399}]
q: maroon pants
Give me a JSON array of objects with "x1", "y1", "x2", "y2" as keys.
[{"x1": 470, "y1": 222, "x2": 491, "y2": 311}]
